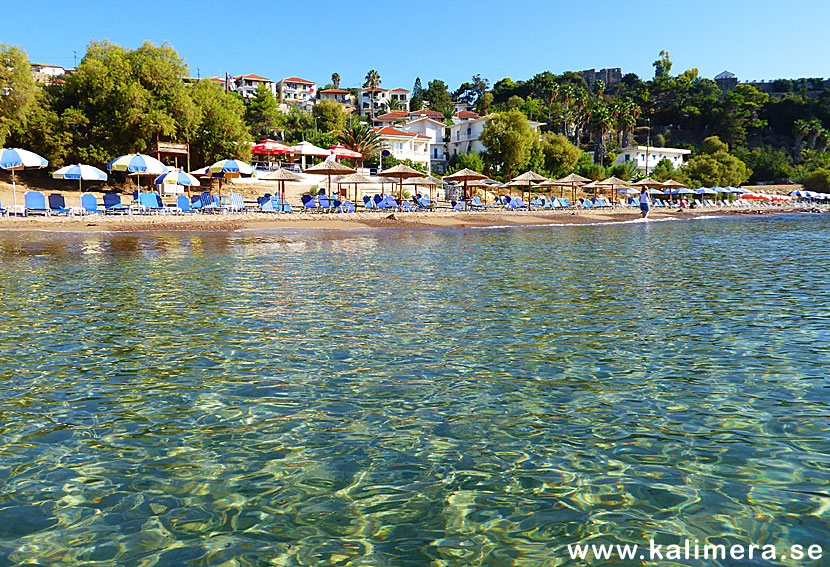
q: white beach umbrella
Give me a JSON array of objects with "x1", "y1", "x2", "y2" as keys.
[{"x1": 1, "y1": 148, "x2": 48, "y2": 209}]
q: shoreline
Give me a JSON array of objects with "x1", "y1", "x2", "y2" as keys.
[{"x1": 0, "y1": 205, "x2": 820, "y2": 233}]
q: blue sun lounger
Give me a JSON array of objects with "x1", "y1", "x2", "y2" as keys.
[
  {"x1": 81, "y1": 194, "x2": 104, "y2": 214},
  {"x1": 47, "y1": 193, "x2": 71, "y2": 214},
  {"x1": 301, "y1": 195, "x2": 318, "y2": 211},
  {"x1": 103, "y1": 192, "x2": 129, "y2": 214},
  {"x1": 25, "y1": 191, "x2": 51, "y2": 216}
]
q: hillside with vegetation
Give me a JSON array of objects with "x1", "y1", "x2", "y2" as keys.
[{"x1": 4, "y1": 42, "x2": 830, "y2": 190}]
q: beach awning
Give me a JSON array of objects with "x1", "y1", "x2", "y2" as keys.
[
  {"x1": 252, "y1": 139, "x2": 293, "y2": 155},
  {"x1": 292, "y1": 141, "x2": 331, "y2": 156},
  {"x1": 328, "y1": 144, "x2": 362, "y2": 159}
]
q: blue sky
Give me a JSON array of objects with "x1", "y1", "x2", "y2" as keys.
[{"x1": 4, "y1": 0, "x2": 829, "y2": 91}]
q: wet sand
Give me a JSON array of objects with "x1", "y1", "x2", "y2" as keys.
[{"x1": 0, "y1": 205, "x2": 818, "y2": 233}]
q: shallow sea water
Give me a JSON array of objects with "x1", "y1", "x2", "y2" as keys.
[{"x1": 0, "y1": 214, "x2": 828, "y2": 566}]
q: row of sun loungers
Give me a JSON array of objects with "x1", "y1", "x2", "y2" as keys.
[{"x1": 7, "y1": 189, "x2": 803, "y2": 217}]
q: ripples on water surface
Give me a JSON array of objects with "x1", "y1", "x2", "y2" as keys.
[{"x1": 0, "y1": 215, "x2": 828, "y2": 566}]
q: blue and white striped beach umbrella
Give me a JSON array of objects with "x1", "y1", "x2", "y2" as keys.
[
  {"x1": 1, "y1": 148, "x2": 49, "y2": 209},
  {"x1": 154, "y1": 169, "x2": 200, "y2": 187},
  {"x1": 207, "y1": 159, "x2": 254, "y2": 179},
  {"x1": 52, "y1": 163, "x2": 108, "y2": 207},
  {"x1": 52, "y1": 163, "x2": 108, "y2": 181},
  {"x1": 107, "y1": 153, "x2": 166, "y2": 174}
]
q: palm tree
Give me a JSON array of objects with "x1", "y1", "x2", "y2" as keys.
[
  {"x1": 387, "y1": 98, "x2": 401, "y2": 111},
  {"x1": 363, "y1": 69, "x2": 381, "y2": 121},
  {"x1": 807, "y1": 118, "x2": 824, "y2": 151},
  {"x1": 571, "y1": 87, "x2": 590, "y2": 146},
  {"x1": 331, "y1": 73, "x2": 341, "y2": 89},
  {"x1": 558, "y1": 83, "x2": 574, "y2": 136},
  {"x1": 337, "y1": 123, "x2": 381, "y2": 167},
  {"x1": 617, "y1": 99, "x2": 640, "y2": 147},
  {"x1": 546, "y1": 82, "x2": 559, "y2": 133},
  {"x1": 794, "y1": 119, "x2": 810, "y2": 158},
  {"x1": 816, "y1": 128, "x2": 830, "y2": 153},
  {"x1": 591, "y1": 101, "x2": 613, "y2": 165}
]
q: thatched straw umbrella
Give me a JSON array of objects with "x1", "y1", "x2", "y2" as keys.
[
  {"x1": 334, "y1": 172, "x2": 376, "y2": 204},
  {"x1": 632, "y1": 177, "x2": 664, "y2": 188},
  {"x1": 661, "y1": 179, "x2": 687, "y2": 203},
  {"x1": 443, "y1": 168, "x2": 487, "y2": 208},
  {"x1": 595, "y1": 176, "x2": 630, "y2": 203},
  {"x1": 508, "y1": 171, "x2": 548, "y2": 205},
  {"x1": 304, "y1": 161, "x2": 356, "y2": 199},
  {"x1": 553, "y1": 173, "x2": 591, "y2": 202},
  {"x1": 260, "y1": 168, "x2": 303, "y2": 212},
  {"x1": 377, "y1": 164, "x2": 425, "y2": 204}
]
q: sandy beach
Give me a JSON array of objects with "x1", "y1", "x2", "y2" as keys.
[
  {"x1": 0, "y1": 177, "x2": 816, "y2": 232},
  {"x1": 0, "y1": 203, "x2": 817, "y2": 233}
]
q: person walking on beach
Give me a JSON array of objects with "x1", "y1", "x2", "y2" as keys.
[{"x1": 639, "y1": 187, "x2": 652, "y2": 218}]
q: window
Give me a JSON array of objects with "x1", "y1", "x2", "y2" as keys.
[
  {"x1": 624, "y1": 155, "x2": 630, "y2": 161},
  {"x1": 394, "y1": 142, "x2": 403, "y2": 150},
  {"x1": 467, "y1": 127, "x2": 472, "y2": 138}
]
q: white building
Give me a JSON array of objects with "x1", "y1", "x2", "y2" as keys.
[
  {"x1": 395, "y1": 116, "x2": 448, "y2": 173},
  {"x1": 447, "y1": 111, "x2": 543, "y2": 159},
  {"x1": 30, "y1": 63, "x2": 66, "y2": 85},
  {"x1": 230, "y1": 73, "x2": 278, "y2": 99},
  {"x1": 358, "y1": 87, "x2": 410, "y2": 116},
  {"x1": 614, "y1": 146, "x2": 692, "y2": 173},
  {"x1": 374, "y1": 126, "x2": 431, "y2": 169},
  {"x1": 277, "y1": 77, "x2": 317, "y2": 111}
]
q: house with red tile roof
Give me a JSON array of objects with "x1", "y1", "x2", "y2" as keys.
[
  {"x1": 373, "y1": 125, "x2": 431, "y2": 168},
  {"x1": 318, "y1": 89, "x2": 356, "y2": 114},
  {"x1": 277, "y1": 76, "x2": 317, "y2": 111},
  {"x1": 230, "y1": 73, "x2": 278, "y2": 99}
]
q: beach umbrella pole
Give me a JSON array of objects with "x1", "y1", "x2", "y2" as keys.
[{"x1": 11, "y1": 170, "x2": 16, "y2": 211}]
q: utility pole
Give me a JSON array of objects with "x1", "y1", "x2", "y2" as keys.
[
  {"x1": 645, "y1": 117, "x2": 651, "y2": 175},
  {"x1": 73, "y1": 51, "x2": 77, "y2": 68}
]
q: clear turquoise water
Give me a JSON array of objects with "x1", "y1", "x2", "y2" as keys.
[{"x1": 0, "y1": 215, "x2": 828, "y2": 566}]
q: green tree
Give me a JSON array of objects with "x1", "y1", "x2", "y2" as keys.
[
  {"x1": 801, "y1": 168, "x2": 830, "y2": 192},
  {"x1": 653, "y1": 50, "x2": 672, "y2": 79},
  {"x1": 650, "y1": 157, "x2": 677, "y2": 181},
  {"x1": 447, "y1": 150, "x2": 485, "y2": 173},
  {"x1": 11, "y1": 87, "x2": 71, "y2": 166},
  {"x1": 363, "y1": 69, "x2": 381, "y2": 120},
  {"x1": 716, "y1": 84, "x2": 769, "y2": 146},
  {"x1": 244, "y1": 83, "x2": 283, "y2": 140},
  {"x1": 189, "y1": 79, "x2": 251, "y2": 165},
  {"x1": 507, "y1": 95, "x2": 524, "y2": 110},
  {"x1": 423, "y1": 79, "x2": 453, "y2": 118},
  {"x1": 331, "y1": 73, "x2": 340, "y2": 89},
  {"x1": 701, "y1": 135, "x2": 729, "y2": 154},
  {"x1": 58, "y1": 40, "x2": 199, "y2": 162},
  {"x1": 479, "y1": 109, "x2": 536, "y2": 178},
  {"x1": 410, "y1": 77, "x2": 424, "y2": 111},
  {"x1": 538, "y1": 132, "x2": 581, "y2": 177},
  {"x1": 682, "y1": 149, "x2": 750, "y2": 188},
  {"x1": 312, "y1": 99, "x2": 345, "y2": 132},
  {"x1": 0, "y1": 44, "x2": 36, "y2": 146}
]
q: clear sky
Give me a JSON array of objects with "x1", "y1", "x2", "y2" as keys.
[{"x1": 4, "y1": 0, "x2": 829, "y2": 91}]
